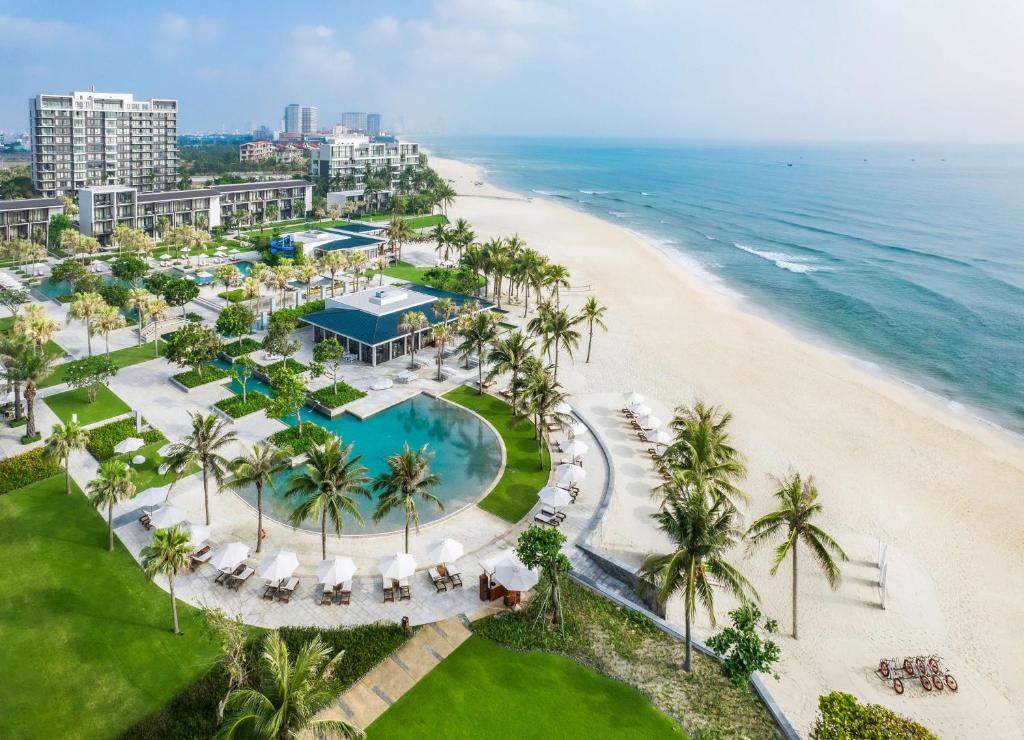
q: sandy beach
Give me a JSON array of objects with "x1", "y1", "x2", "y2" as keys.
[{"x1": 430, "y1": 154, "x2": 1024, "y2": 737}]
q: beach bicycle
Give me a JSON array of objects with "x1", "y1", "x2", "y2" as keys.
[{"x1": 877, "y1": 655, "x2": 958, "y2": 694}]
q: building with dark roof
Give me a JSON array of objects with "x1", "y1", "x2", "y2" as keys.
[{"x1": 0, "y1": 197, "x2": 63, "y2": 242}]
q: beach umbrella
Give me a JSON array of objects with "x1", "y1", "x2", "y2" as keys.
[
  {"x1": 113, "y1": 437, "x2": 145, "y2": 455},
  {"x1": 196, "y1": 270, "x2": 213, "y2": 279},
  {"x1": 132, "y1": 485, "x2": 169, "y2": 509},
  {"x1": 567, "y1": 420, "x2": 586, "y2": 438},
  {"x1": 645, "y1": 429, "x2": 673, "y2": 446},
  {"x1": 209, "y1": 542, "x2": 249, "y2": 571},
  {"x1": 554, "y1": 401, "x2": 572, "y2": 415},
  {"x1": 317, "y1": 556, "x2": 357, "y2": 586},
  {"x1": 495, "y1": 562, "x2": 539, "y2": 592},
  {"x1": 428, "y1": 538, "x2": 464, "y2": 564},
  {"x1": 623, "y1": 391, "x2": 645, "y2": 407},
  {"x1": 539, "y1": 486, "x2": 572, "y2": 508},
  {"x1": 148, "y1": 504, "x2": 187, "y2": 529},
  {"x1": 562, "y1": 440, "x2": 589, "y2": 458},
  {"x1": 185, "y1": 522, "x2": 211, "y2": 548},
  {"x1": 632, "y1": 403, "x2": 652, "y2": 418},
  {"x1": 555, "y1": 463, "x2": 587, "y2": 486},
  {"x1": 637, "y1": 414, "x2": 662, "y2": 430},
  {"x1": 378, "y1": 552, "x2": 417, "y2": 580},
  {"x1": 370, "y1": 378, "x2": 394, "y2": 391},
  {"x1": 257, "y1": 550, "x2": 299, "y2": 582}
]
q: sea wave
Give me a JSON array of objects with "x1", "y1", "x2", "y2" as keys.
[{"x1": 734, "y1": 243, "x2": 830, "y2": 273}]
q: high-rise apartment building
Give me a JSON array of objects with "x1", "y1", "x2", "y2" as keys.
[
  {"x1": 300, "y1": 106, "x2": 318, "y2": 135},
  {"x1": 310, "y1": 135, "x2": 421, "y2": 189},
  {"x1": 284, "y1": 104, "x2": 302, "y2": 134},
  {"x1": 366, "y1": 113, "x2": 382, "y2": 137},
  {"x1": 29, "y1": 90, "x2": 178, "y2": 198},
  {"x1": 341, "y1": 112, "x2": 368, "y2": 132}
]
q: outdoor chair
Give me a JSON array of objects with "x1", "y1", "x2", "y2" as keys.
[
  {"x1": 229, "y1": 567, "x2": 254, "y2": 591},
  {"x1": 541, "y1": 505, "x2": 567, "y2": 521},
  {"x1": 383, "y1": 585, "x2": 395, "y2": 603},
  {"x1": 429, "y1": 567, "x2": 448, "y2": 593},
  {"x1": 139, "y1": 513, "x2": 152, "y2": 530},
  {"x1": 446, "y1": 569, "x2": 463, "y2": 589},
  {"x1": 262, "y1": 582, "x2": 279, "y2": 600},
  {"x1": 319, "y1": 585, "x2": 334, "y2": 605},
  {"x1": 190, "y1": 546, "x2": 212, "y2": 571},
  {"x1": 277, "y1": 577, "x2": 298, "y2": 603},
  {"x1": 399, "y1": 583, "x2": 411, "y2": 601},
  {"x1": 216, "y1": 564, "x2": 244, "y2": 585},
  {"x1": 335, "y1": 580, "x2": 352, "y2": 605},
  {"x1": 534, "y1": 511, "x2": 562, "y2": 527}
]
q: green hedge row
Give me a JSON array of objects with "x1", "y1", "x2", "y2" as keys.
[
  {"x1": 86, "y1": 418, "x2": 167, "y2": 461},
  {"x1": 217, "y1": 289, "x2": 247, "y2": 303},
  {"x1": 269, "y1": 424, "x2": 332, "y2": 455},
  {"x1": 262, "y1": 358, "x2": 307, "y2": 376},
  {"x1": 214, "y1": 393, "x2": 272, "y2": 419},
  {"x1": 221, "y1": 338, "x2": 260, "y2": 357},
  {"x1": 268, "y1": 299, "x2": 324, "y2": 325},
  {"x1": 173, "y1": 365, "x2": 229, "y2": 388},
  {"x1": 0, "y1": 449, "x2": 63, "y2": 496},
  {"x1": 310, "y1": 382, "x2": 366, "y2": 409}
]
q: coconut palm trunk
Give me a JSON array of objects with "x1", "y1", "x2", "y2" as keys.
[
  {"x1": 64, "y1": 453, "x2": 72, "y2": 495},
  {"x1": 792, "y1": 544, "x2": 799, "y2": 640},
  {"x1": 202, "y1": 467, "x2": 211, "y2": 525},
  {"x1": 586, "y1": 321, "x2": 595, "y2": 362},
  {"x1": 320, "y1": 509, "x2": 328, "y2": 560},
  {"x1": 169, "y1": 576, "x2": 180, "y2": 634},
  {"x1": 107, "y1": 501, "x2": 115, "y2": 551},
  {"x1": 256, "y1": 482, "x2": 264, "y2": 554}
]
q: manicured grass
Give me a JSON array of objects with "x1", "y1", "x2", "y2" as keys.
[
  {"x1": 85, "y1": 417, "x2": 167, "y2": 461},
  {"x1": 172, "y1": 364, "x2": 229, "y2": 388},
  {"x1": 127, "y1": 440, "x2": 194, "y2": 492},
  {"x1": 0, "y1": 315, "x2": 14, "y2": 331},
  {"x1": 217, "y1": 288, "x2": 247, "y2": 303},
  {"x1": 40, "y1": 341, "x2": 167, "y2": 389},
  {"x1": 0, "y1": 475, "x2": 219, "y2": 739},
  {"x1": 43, "y1": 384, "x2": 131, "y2": 426},
  {"x1": 366, "y1": 636, "x2": 685, "y2": 739},
  {"x1": 444, "y1": 385, "x2": 550, "y2": 522}
]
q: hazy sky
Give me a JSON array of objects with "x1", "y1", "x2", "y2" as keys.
[{"x1": 2, "y1": 0, "x2": 1023, "y2": 141}]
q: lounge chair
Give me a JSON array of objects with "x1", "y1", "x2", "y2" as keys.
[
  {"x1": 229, "y1": 566, "x2": 254, "y2": 591},
  {"x1": 429, "y1": 567, "x2": 448, "y2": 593},
  {"x1": 319, "y1": 585, "x2": 334, "y2": 605},
  {"x1": 139, "y1": 513, "x2": 152, "y2": 530},
  {"x1": 534, "y1": 511, "x2": 562, "y2": 527},
  {"x1": 383, "y1": 577, "x2": 395, "y2": 603},
  {"x1": 335, "y1": 580, "x2": 352, "y2": 605},
  {"x1": 190, "y1": 546, "x2": 212, "y2": 571},
  {"x1": 445, "y1": 567, "x2": 463, "y2": 589},
  {"x1": 216, "y1": 563, "x2": 244, "y2": 585},
  {"x1": 541, "y1": 505, "x2": 567, "y2": 521},
  {"x1": 262, "y1": 581, "x2": 280, "y2": 600},
  {"x1": 398, "y1": 578, "x2": 411, "y2": 601},
  {"x1": 276, "y1": 577, "x2": 298, "y2": 603}
]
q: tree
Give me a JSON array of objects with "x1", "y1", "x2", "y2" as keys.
[
  {"x1": 48, "y1": 213, "x2": 75, "y2": 247},
  {"x1": 267, "y1": 366, "x2": 309, "y2": 432},
  {"x1": 165, "y1": 322, "x2": 223, "y2": 377},
  {"x1": 0, "y1": 333, "x2": 27, "y2": 421},
  {"x1": 161, "y1": 276, "x2": 200, "y2": 316},
  {"x1": 231, "y1": 356, "x2": 257, "y2": 403},
  {"x1": 320, "y1": 250, "x2": 347, "y2": 297},
  {"x1": 747, "y1": 472, "x2": 848, "y2": 639},
  {"x1": 487, "y1": 331, "x2": 535, "y2": 413},
  {"x1": 286, "y1": 438, "x2": 370, "y2": 560},
  {"x1": 372, "y1": 443, "x2": 443, "y2": 553},
  {"x1": 50, "y1": 258, "x2": 87, "y2": 286},
  {"x1": 64, "y1": 355, "x2": 118, "y2": 403},
  {"x1": 14, "y1": 303, "x2": 59, "y2": 348},
  {"x1": 0, "y1": 286, "x2": 29, "y2": 317},
  {"x1": 143, "y1": 296, "x2": 169, "y2": 357},
  {"x1": 126, "y1": 288, "x2": 151, "y2": 347},
  {"x1": 431, "y1": 224, "x2": 451, "y2": 262},
  {"x1": 216, "y1": 304, "x2": 256, "y2": 341},
  {"x1": 397, "y1": 310, "x2": 427, "y2": 369},
  {"x1": 67, "y1": 291, "x2": 107, "y2": 356},
  {"x1": 44, "y1": 420, "x2": 89, "y2": 495},
  {"x1": 203, "y1": 608, "x2": 250, "y2": 723},
  {"x1": 140, "y1": 525, "x2": 192, "y2": 634},
  {"x1": 17, "y1": 346, "x2": 57, "y2": 439},
  {"x1": 262, "y1": 318, "x2": 299, "y2": 361},
  {"x1": 217, "y1": 631, "x2": 363, "y2": 740},
  {"x1": 706, "y1": 602, "x2": 781, "y2": 688},
  {"x1": 167, "y1": 411, "x2": 238, "y2": 526},
  {"x1": 295, "y1": 261, "x2": 320, "y2": 301},
  {"x1": 638, "y1": 493, "x2": 755, "y2": 672},
  {"x1": 578, "y1": 296, "x2": 607, "y2": 363},
  {"x1": 313, "y1": 336, "x2": 344, "y2": 393},
  {"x1": 543, "y1": 263, "x2": 571, "y2": 305},
  {"x1": 516, "y1": 524, "x2": 571, "y2": 626},
  {"x1": 531, "y1": 306, "x2": 580, "y2": 382},
  {"x1": 88, "y1": 459, "x2": 137, "y2": 551},
  {"x1": 214, "y1": 264, "x2": 242, "y2": 294},
  {"x1": 227, "y1": 443, "x2": 290, "y2": 554},
  {"x1": 95, "y1": 305, "x2": 127, "y2": 357},
  {"x1": 265, "y1": 202, "x2": 279, "y2": 225},
  {"x1": 456, "y1": 310, "x2": 498, "y2": 393},
  {"x1": 384, "y1": 216, "x2": 414, "y2": 262},
  {"x1": 811, "y1": 691, "x2": 937, "y2": 740},
  {"x1": 346, "y1": 252, "x2": 366, "y2": 292}
]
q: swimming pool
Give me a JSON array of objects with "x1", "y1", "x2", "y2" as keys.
[{"x1": 230, "y1": 393, "x2": 503, "y2": 535}]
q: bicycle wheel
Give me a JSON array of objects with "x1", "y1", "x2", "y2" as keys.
[
  {"x1": 945, "y1": 675, "x2": 958, "y2": 691},
  {"x1": 933, "y1": 676, "x2": 944, "y2": 691},
  {"x1": 893, "y1": 678, "x2": 904, "y2": 695},
  {"x1": 903, "y1": 658, "x2": 914, "y2": 674},
  {"x1": 921, "y1": 676, "x2": 933, "y2": 691},
  {"x1": 916, "y1": 657, "x2": 927, "y2": 675},
  {"x1": 928, "y1": 657, "x2": 940, "y2": 673},
  {"x1": 880, "y1": 660, "x2": 890, "y2": 677}
]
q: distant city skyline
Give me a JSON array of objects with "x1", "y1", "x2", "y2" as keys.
[{"x1": 2, "y1": 1, "x2": 1024, "y2": 142}]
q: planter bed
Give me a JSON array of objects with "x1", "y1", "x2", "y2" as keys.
[
  {"x1": 85, "y1": 418, "x2": 166, "y2": 461},
  {"x1": 309, "y1": 382, "x2": 366, "y2": 410},
  {"x1": 172, "y1": 365, "x2": 230, "y2": 389},
  {"x1": 268, "y1": 424, "x2": 332, "y2": 456},
  {"x1": 220, "y1": 338, "x2": 260, "y2": 358},
  {"x1": 260, "y1": 358, "x2": 307, "y2": 377},
  {"x1": 214, "y1": 392, "x2": 273, "y2": 419}
]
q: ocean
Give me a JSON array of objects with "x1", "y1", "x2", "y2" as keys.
[{"x1": 419, "y1": 136, "x2": 1024, "y2": 435}]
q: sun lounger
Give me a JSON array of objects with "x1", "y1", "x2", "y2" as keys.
[
  {"x1": 429, "y1": 567, "x2": 448, "y2": 593},
  {"x1": 190, "y1": 546, "x2": 212, "y2": 571},
  {"x1": 541, "y1": 505, "x2": 567, "y2": 521},
  {"x1": 335, "y1": 580, "x2": 352, "y2": 605},
  {"x1": 262, "y1": 581, "x2": 280, "y2": 600},
  {"x1": 276, "y1": 577, "x2": 298, "y2": 603},
  {"x1": 383, "y1": 576, "x2": 395, "y2": 603},
  {"x1": 216, "y1": 563, "x2": 245, "y2": 585},
  {"x1": 398, "y1": 578, "x2": 411, "y2": 601},
  {"x1": 319, "y1": 585, "x2": 334, "y2": 605},
  {"x1": 228, "y1": 566, "x2": 254, "y2": 590},
  {"x1": 534, "y1": 511, "x2": 562, "y2": 527},
  {"x1": 546, "y1": 422, "x2": 560, "y2": 432},
  {"x1": 445, "y1": 568, "x2": 463, "y2": 589},
  {"x1": 139, "y1": 513, "x2": 152, "y2": 530}
]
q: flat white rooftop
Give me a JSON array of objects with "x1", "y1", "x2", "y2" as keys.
[{"x1": 326, "y1": 287, "x2": 434, "y2": 316}]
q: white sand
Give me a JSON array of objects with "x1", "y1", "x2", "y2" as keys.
[{"x1": 431, "y1": 155, "x2": 1024, "y2": 737}]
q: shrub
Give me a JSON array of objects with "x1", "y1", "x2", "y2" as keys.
[
  {"x1": 268, "y1": 299, "x2": 324, "y2": 325},
  {"x1": 706, "y1": 602, "x2": 781, "y2": 689},
  {"x1": 217, "y1": 288, "x2": 247, "y2": 303},
  {"x1": 812, "y1": 691, "x2": 937, "y2": 740},
  {"x1": 421, "y1": 266, "x2": 485, "y2": 294},
  {"x1": 269, "y1": 424, "x2": 331, "y2": 455},
  {"x1": 9, "y1": 417, "x2": 27, "y2": 428},
  {"x1": 216, "y1": 303, "x2": 256, "y2": 339},
  {"x1": 309, "y1": 382, "x2": 366, "y2": 410},
  {"x1": 214, "y1": 393, "x2": 272, "y2": 418},
  {"x1": 0, "y1": 448, "x2": 63, "y2": 495},
  {"x1": 221, "y1": 337, "x2": 260, "y2": 357},
  {"x1": 262, "y1": 358, "x2": 307, "y2": 376},
  {"x1": 173, "y1": 365, "x2": 229, "y2": 388},
  {"x1": 85, "y1": 418, "x2": 167, "y2": 461},
  {"x1": 99, "y1": 282, "x2": 131, "y2": 308},
  {"x1": 20, "y1": 432, "x2": 42, "y2": 445},
  {"x1": 185, "y1": 312, "x2": 204, "y2": 323}
]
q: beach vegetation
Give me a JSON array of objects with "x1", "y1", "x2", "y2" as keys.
[
  {"x1": 140, "y1": 524, "x2": 193, "y2": 634},
  {"x1": 578, "y1": 296, "x2": 608, "y2": 363},
  {"x1": 165, "y1": 411, "x2": 238, "y2": 526},
  {"x1": 812, "y1": 691, "x2": 936, "y2": 740},
  {"x1": 516, "y1": 524, "x2": 571, "y2": 626},
  {"x1": 372, "y1": 443, "x2": 443, "y2": 553},
  {"x1": 706, "y1": 602, "x2": 781, "y2": 688},
  {"x1": 87, "y1": 459, "x2": 137, "y2": 551},
  {"x1": 165, "y1": 323, "x2": 223, "y2": 377},
  {"x1": 0, "y1": 446, "x2": 64, "y2": 496},
  {"x1": 226, "y1": 442, "x2": 290, "y2": 553}
]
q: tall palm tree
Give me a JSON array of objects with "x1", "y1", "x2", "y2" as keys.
[
  {"x1": 67, "y1": 291, "x2": 107, "y2": 356},
  {"x1": 320, "y1": 250, "x2": 347, "y2": 297},
  {"x1": 226, "y1": 443, "x2": 290, "y2": 554},
  {"x1": 141, "y1": 524, "x2": 192, "y2": 634},
  {"x1": 18, "y1": 346, "x2": 57, "y2": 439},
  {"x1": 449, "y1": 218, "x2": 475, "y2": 261},
  {"x1": 167, "y1": 411, "x2": 238, "y2": 526},
  {"x1": 536, "y1": 307, "x2": 581, "y2": 382},
  {"x1": 435, "y1": 181, "x2": 456, "y2": 216},
  {"x1": 95, "y1": 305, "x2": 127, "y2": 358},
  {"x1": 0, "y1": 333, "x2": 26, "y2": 422},
  {"x1": 543, "y1": 263, "x2": 571, "y2": 304},
  {"x1": 242, "y1": 277, "x2": 263, "y2": 313},
  {"x1": 578, "y1": 296, "x2": 607, "y2": 363},
  {"x1": 144, "y1": 296, "x2": 169, "y2": 357},
  {"x1": 43, "y1": 419, "x2": 89, "y2": 495},
  {"x1": 285, "y1": 438, "x2": 370, "y2": 560},
  {"x1": 456, "y1": 311, "x2": 498, "y2": 393},
  {"x1": 639, "y1": 492, "x2": 755, "y2": 671},
  {"x1": 398, "y1": 310, "x2": 427, "y2": 368},
  {"x1": 747, "y1": 472, "x2": 848, "y2": 639},
  {"x1": 384, "y1": 216, "x2": 414, "y2": 262},
  {"x1": 461, "y1": 244, "x2": 487, "y2": 297},
  {"x1": 487, "y1": 330, "x2": 535, "y2": 412},
  {"x1": 217, "y1": 631, "x2": 362, "y2": 740},
  {"x1": 523, "y1": 366, "x2": 570, "y2": 466},
  {"x1": 88, "y1": 459, "x2": 137, "y2": 551},
  {"x1": 372, "y1": 444, "x2": 443, "y2": 553},
  {"x1": 431, "y1": 223, "x2": 451, "y2": 262},
  {"x1": 127, "y1": 288, "x2": 152, "y2": 347},
  {"x1": 346, "y1": 252, "x2": 366, "y2": 292},
  {"x1": 15, "y1": 303, "x2": 59, "y2": 348}
]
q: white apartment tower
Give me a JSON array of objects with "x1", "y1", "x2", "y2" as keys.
[
  {"x1": 29, "y1": 90, "x2": 178, "y2": 198},
  {"x1": 284, "y1": 104, "x2": 318, "y2": 136}
]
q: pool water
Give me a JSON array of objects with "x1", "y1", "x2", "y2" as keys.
[{"x1": 236, "y1": 260, "x2": 254, "y2": 278}]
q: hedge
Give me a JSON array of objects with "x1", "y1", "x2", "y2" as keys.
[
  {"x1": 217, "y1": 289, "x2": 247, "y2": 303},
  {"x1": 262, "y1": 358, "x2": 307, "y2": 376},
  {"x1": 173, "y1": 365, "x2": 229, "y2": 389},
  {"x1": 86, "y1": 418, "x2": 167, "y2": 461},
  {"x1": 268, "y1": 299, "x2": 324, "y2": 325},
  {"x1": 269, "y1": 424, "x2": 332, "y2": 456},
  {"x1": 0, "y1": 448, "x2": 63, "y2": 496},
  {"x1": 214, "y1": 393, "x2": 272, "y2": 419},
  {"x1": 812, "y1": 692, "x2": 936, "y2": 740},
  {"x1": 310, "y1": 382, "x2": 366, "y2": 410},
  {"x1": 221, "y1": 338, "x2": 260, "y2": 357}
]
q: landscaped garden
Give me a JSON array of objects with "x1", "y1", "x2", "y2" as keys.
[
  {"x1": 40, "y1": 340, "x2": 166, "y2": 388},
  {"x1": 221, "y1": 337, "x2": 261, "y2": 357},
  {"x1": 215, "y1": 391, "x2": 273, "y2": 418},
  {"x1": 309, "y1": 380, "x2": 365, "y2": 409},
  {"x1": 43, "y1": 384, "x2": 131, "y2": 426},
  {"x1": 172, "y1": 364, "x2": 229, "y2": 388}
]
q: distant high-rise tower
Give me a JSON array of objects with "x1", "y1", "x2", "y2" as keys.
[
  {"x1": 284, "y1": 104, "x2": 301, "y2": 134},
  {"x1": 341, "y1": 112, "x2": 368, "y2": 132},
  {"x1": 366, "y1": 113, "x2": 382, "y2": 137},
  {"x1": 300, "y1": 106, "x2": 318, "y2": 135}
]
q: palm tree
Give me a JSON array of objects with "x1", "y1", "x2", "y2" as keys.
[
  {"x1": 140, "y1": 525, "x2": 192, "y2": 634},
  {"x1": 167, "y1": 411, "x2": 238, "y2": 526},
  {"x1": 535, "y1": 307, "x2": 580, "y2": 382},
  {"x1": 88, "y1": 459, "x2": 136, "y2": 551},
  {"x1": 226, "y1": 443, "x2": 290, "y2": 554},
  {"x1": 18, "y1": 347, "x2": 57, "y2": 439},
  {"x1": 296, "y1": 261, "x2": 320, "y2": 302},
  {"x1": 747, "y1": 472, "x2": 848, "y2": 639},
  {"x1": 431, "y1": 224, "x2": 451, "y2": 262},
  {"x1": 398, "y1": 310, "x2": 427, "y2": 369},
  {"x1": 67, "y1": 291, "x2": 107, "y2": 356},
  {"x1": 143, "y1": 296, "x2": 169, "y2": 357},
  {"x1": 456, "y1": 311, "x2": 498, "y2": 393},
  {"x1": 43, "y1": 420, "x2": 89, "y2": 495},
  {"x1": 285, "y1": 438, "x2": 370, "y2": 560},
  {"x1": 127, "y1": 288, "x2": 152, "y2": 347},
  {"x1": 217, "y1": 631, "x2": 362, "y2": 740},
  {"x1": 522, "y1": 366, "x2": 570, "y2": 466},
  {"x1": 346, "y1": 252, "x2": 366, "y2": 292},
  {"x1": 639, "y1": 493, "x2": 755, "y2": 671},
  {"x1": 449, "y1": 218, "x2": 475, "y2": 261},
  {"x1": 578, "y1": 297, "x2": 607, "y2": 363},
  {"x1": 487, "y1": 330, "x2": 535, "y2": 412},
  {"x1": 543, "y1": 263, "x2": 571, "y2": 305},
  {"x1": 95, "y1": 305, "x2": 127, "y2": 358},
  {"x1": 15, "y1": 303, "x2": 59, "y2": 348},
  {"x1": 320, "y1": 250, "x2": 347, "y2": 297},
  {"x1": 372, "y1": 444, "x2": 443, "y2": 553},
  {"x1": 385, "y1": 216, "x2": 415, "y2": 262},
  {"x1": 435, "y1": 181, "x2": 456, "y2": 216},
  {"x1": 242, "y1": 277, "x2": 263, "y2": 313}
]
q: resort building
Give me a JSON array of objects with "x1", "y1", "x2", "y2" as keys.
[
  {"x1": 29, "y1": 90, "x2": 178, "y2": 197},
  {"x1": 310, "y1": 135, "x2": 421, "y2": 190},
  {"x1": 288, "y1": 224, "x2": 387, "y2": 261},
  {"x1": 301, "y1": 285, "x2": 493, "y2": 365},
  {"x1": 239, "y1": 140, "x2": 274, "y2": 161},
  {"x1": 78, "y1": 180, "x2": 313, "y2": 242},
  {"x1": 0, "y1": 197, "x2": 64, "y2": 243}
]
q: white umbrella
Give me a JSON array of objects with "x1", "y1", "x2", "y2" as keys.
[
  {"x1": 113, "y1": 437, "x2": 145, "y2": 455},
  {"x1": 317, "y1": 556, "x2": 357, "y2": 586},
  {"x1": 196, "y1": 270, "x2": 213, "y2": 279},
  {"x1": 567, "y1": 420, "x2": 586, "y2": 438},
  {"x1": 539, "y1": 486, "x2": 572, "y2": 507},
  {"x1": 555, "y1": 463, "x2": 587, "y2": 486},
  {"x1": 148, "y1": 504, "x2": 187, "y2": 529},
  {"x1": 370, "y1": 378, "x2": 394, "y2": 391},
  {"x1": 159, "y1": 254, "x2": 171, "y2": 262},
  {"x1": 185, "y1": 522, "x2": 211, "y2": 547},
  {"x1": 257, "y1": 550, "x2": 299, "y2": 582},
  {"x1": 495, "y1": 562, "x2": 539, "y2": 592},
  {"x1": 562, "y1": 440, "x2": 589, "y2": 458},
  {"x1": 427, "y1": 538, "x2": 464, "y2": 564},
  {"x1": 623, "y1": 391, "x2": 645, "y2": 407},
  {"x1": 209, "y1": 542, "x2": 249, "y2": 571},
  {"x1": 378, "y1": 552, "x2": 417, "y2": 580},
  {"x1": 637, "y1": 414, "x2": 662, "y2": 430},
  {"x1": 554, "y1": 401, "x2": 572, "y2": 415},
  {"x1": 133, "y1": 486, "x2": 169, "y2": 509},
  {"x1": 157, "y1": 443, "x2": 176, "y2": 458},
  {"x1": 632, "y1": 403, "x2": 652, "y2": 417},
  {"x1": 645, "y1": 429, "x2": 673, "y2": 446}
]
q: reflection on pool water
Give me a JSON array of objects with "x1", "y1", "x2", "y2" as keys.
[{"x1": 229, "y1": 391, "x2": 503, "y2": 535}]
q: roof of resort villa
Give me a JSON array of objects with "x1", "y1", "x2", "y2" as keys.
[
  {"x1": 292, "y1": 226, "x2": 386, "y2": 254},
  {"x1": 302, "y1": 285, "x2": 493, "y2": 346}
]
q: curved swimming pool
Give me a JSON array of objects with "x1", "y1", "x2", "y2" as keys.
[{"x1": 231, "y1": 393, "x2": 504, "y2": 535}]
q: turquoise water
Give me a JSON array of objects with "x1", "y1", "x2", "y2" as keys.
[
  {"x1": 423, "y1": 136, "x2": 1024, "y2": 434},
  {"x1": 236, "y1": 260, "x2": 254, "y2": 277}
]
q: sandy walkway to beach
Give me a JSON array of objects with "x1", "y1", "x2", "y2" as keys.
[{"x1": 431, "y1": 155, "x2": 1024, "y2": 737}]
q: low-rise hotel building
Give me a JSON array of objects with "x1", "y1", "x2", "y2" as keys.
[
  {"x1": 239, "y1": 140, "x2": 274, "y2": 161},
  {"x1": 310, "y1": 135, "x2": 421, "y2": 190},
  {"x1": 0, "y1": 197, "x2": 64, "y2": 243}
]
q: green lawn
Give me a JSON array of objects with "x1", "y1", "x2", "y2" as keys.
[
  {"x1": 41, "y1": 341, "x2": 166, "y2": 389},
  {"x1": 125, "y1": 440, "x2": 194, "y2": 492},
  {"x1": 0, "y1": 475, "x2": 219, "y2": 739},
  {"x1": 366, "y1": 636, "x2": 686, "y2": 739},
  {"x1": 444, "y1": 386, "x2": 550, "y2": 522},
  {"x1": 43, "y1": 384, "x2": 131, "y2": 426}
]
